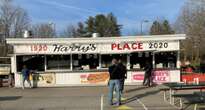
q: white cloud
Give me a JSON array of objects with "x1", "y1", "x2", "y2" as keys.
[{"x1": 36, "y1": 0, "x2": 99, "y2": 14}]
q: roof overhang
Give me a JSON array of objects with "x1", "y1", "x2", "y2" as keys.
[{"x1": 6, "y1": 34, "x2": 186, "y2": 45}]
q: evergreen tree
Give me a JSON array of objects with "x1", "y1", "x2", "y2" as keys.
[
  {"x1": 94, "y1": 14, "x2": 108, "y2": 37},
  {"x1": 150, "y1": 20, "x2": 162, "y2": 35},
  {"x1": 74, "y1": 13, "x2": 121, "y2": 37},
  {"x1": 85, "y1": 16, "x2": 95, "y2": 37},
  {"x1": 106, "y1": 13, "x2": 121, "y2": 36},
  {"x1": 76, "y1": 22, "x2": 87, "y2": 37},
  {"x1": 162, "y1": 20, "x2": 174, "y2": 34},
  {"x1": 150, "y1": 20, "x2": 174, "y2": 35}
]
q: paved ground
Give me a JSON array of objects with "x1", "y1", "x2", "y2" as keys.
[{"x1": 0, "y1": 85, "x2": 201, "y2": 110}]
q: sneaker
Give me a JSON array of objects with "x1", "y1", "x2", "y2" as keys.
[
  {"x1": 115, "y1": 102, "x2": 121, "y2": 106},
  {"x1": 121, "y1": 97, "x2": 127, "y2": 101}
]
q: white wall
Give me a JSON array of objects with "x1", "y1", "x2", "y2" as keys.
[{"x1": 14, "y1": 70, "x2": 181, "y2": 87}]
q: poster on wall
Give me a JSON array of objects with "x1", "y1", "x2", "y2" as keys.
[
  {"x1": 80, "y1": 72, "x2": 109, "y2": 84},
  {"x1": 33, "y1": 73, "x2": 55, "y2": 87},
  {"x1": 131, "y1": 70, "x2": 170, "y2": 84},
  {"x1": 131, "y1": 71, "x2": 145, "y2": 82},
  {"x1": 152, "y1": 70, "x2": 170, "y2": 84}
]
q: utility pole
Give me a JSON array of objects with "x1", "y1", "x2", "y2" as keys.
[{"x1": 140, "y1": 20, "x2": 149, "y2": 35}]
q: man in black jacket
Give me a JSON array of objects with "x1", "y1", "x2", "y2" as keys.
[
  {"x1": 118, "y1": 59, "x2": 127, "y2": 95},
  {"x1": 143, "y1": 62, "x2": 153, "y2": 87},
  {"x1": 108, "y1": 58, "x2": 121, "y2": 106}
]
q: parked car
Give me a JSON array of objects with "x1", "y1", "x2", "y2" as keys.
[{"x1": 0, "y1": 64, "x2": 10, "y2": 75}]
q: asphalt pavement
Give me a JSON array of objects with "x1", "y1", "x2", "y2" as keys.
[{"x1": 0, "y1": 85, "x2": 198, "y2": 110}]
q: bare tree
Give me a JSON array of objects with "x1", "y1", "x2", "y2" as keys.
[
  {"x1": 0, "y1": 0, "x2": 30, "y2": 38},
  {"x1": 0, "y1": 0, "x2": 30, "y2": 56},
  {"x1": 61, "y1": 24, "x2": 77, "y2": 38},
  {"x1": 31, "y1": 23, "x2": 56, "y2": 38},
  {"x1": 12, "y1": 7, "x2": 30, "y2": 38},
  {"x1": 175, "y1": 0, "x2": 205, "y2": 64},
  {"x1": 0, "y1": 0, "x2": 16, "y2": 38}
]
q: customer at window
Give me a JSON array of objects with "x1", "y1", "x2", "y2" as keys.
[
  {"x1": 143, "y1": 61, "x2": 153, "y2": 87},
  {"x1": 21, "y1": 65, "x2": 32, "y2": 89}
]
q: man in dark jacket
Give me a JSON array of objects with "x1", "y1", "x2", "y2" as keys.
[
  {"x1": 118, "y1": 59, "x2": 127, "y2": 95},
  {"x1": 22, "y1": 65, "x2": 32, "y2": 89},
  {"x1": 108, "y1": 58, "x2": 121, "y2": 106},
  {"x1": 143, "y1": 62, "x2": 153, "y2": 87}
]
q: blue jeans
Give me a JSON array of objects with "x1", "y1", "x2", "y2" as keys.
[
  {"x1": 22, "y1": 75, "x2": 31, "y2": 88},
  {"x1": 119, "y1": 79, "x2": 125, "y2": 94},
  {"x1": 108, "y1": 79, "x2": 121, "y2": 105}
]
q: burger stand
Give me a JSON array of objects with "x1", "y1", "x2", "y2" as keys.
[{"x1": 6, "y1": 34, "x2": 186, "y2": 87}]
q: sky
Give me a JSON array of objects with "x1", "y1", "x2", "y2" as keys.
[{"x1": 14, "y1": 0, "x2": 186, "y2": 36}]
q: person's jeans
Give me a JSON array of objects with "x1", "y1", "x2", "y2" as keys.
[
  {"x1": 22, "y1": 76, "x2": 32, "y2": 89},
  {"x1": 119, "y1": 79, "x2": 125, "y2": 94},
  {"x1": 108, "y1": 79, "x2": 121, "y2": 105},
  {"x1": 143, "y1": 74, "x2": 151, "y2": 86}
]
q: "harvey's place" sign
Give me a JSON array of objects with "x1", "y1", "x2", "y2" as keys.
[
  {"x1": 14, "y1": 41, "x2": 179, "y2": 54},
  {"x1": 14, "y1": 43, "x2": 98, "y2": 54}
]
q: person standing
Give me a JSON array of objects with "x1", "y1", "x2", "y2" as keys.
[
  {"x1": 118, "y1": 59, "x2": 127, "y2": 95},
  {"x1": 21, "y1": 65, "x2": 32, "y2": 89},
  {"x1": 8, "y1": 72, "x2": 14, "y2": 88},
  {"x1": 143, "y1": 62, "x2": 153, "y2": 87},
  {"x1": 108, "y1": 58, "x2": 121, "y2": 106}
]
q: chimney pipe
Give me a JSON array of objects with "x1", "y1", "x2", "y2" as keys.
[
  {"x1": 92, "y1": 33, "x2": 99, "y2": 38},
  {"x1": 23, "y1": 30, "x2": 32, "y2": 38}
]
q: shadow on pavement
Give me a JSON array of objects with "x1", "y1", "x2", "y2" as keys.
[
  {"x1": 124, "y1": 86, "x2": 149, "y2": 94},
  {"x1": 182, "y1": 94, "x2": 205, "y2": 110},
  {"x1": 122, "y1": 89, "x2": 160, "y2": 104},
  {"x1": 0, "y1": 96, "x2": 22, "y2": 101}
]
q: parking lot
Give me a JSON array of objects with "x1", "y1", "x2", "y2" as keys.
[{"x1": 0, "y1": 85, "x2": 198, "y2": 110}]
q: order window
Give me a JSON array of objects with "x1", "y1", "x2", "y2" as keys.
[
  {"x1": 155, "y1": 52, "x2": 177, "y2": 68},
  {"x1": 46, "y1": 55, "x2": 70, "y2": 70},
  {"x1": 16, "y1": 55, "x2": 45, "y2": 72},
  {"x1": 72, "y1": 54, "x2": 99, "y2": 70},
  {"x1": 101, "y1": 54, "x2": 127, "y2": 68}
]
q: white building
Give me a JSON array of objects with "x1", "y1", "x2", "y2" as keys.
[{"x1": 6, "y1": 34, "x2": 186, "y2": 87}]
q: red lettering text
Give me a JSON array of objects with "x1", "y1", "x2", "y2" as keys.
[
  {"x1": 132, "y1": 43, "x2": 138, "y2": 49},
  {"x1": 138, "y1": 43, "x2": 143, "y2": 49},
  {"x1": 111, "y1": 42, "x2": 143, "y2": 51},
  {"x1": 123, "y1": 43, "x2": 130, "y2": 50},
  {"x1": 111, "y1": 43, "x2": 117, "y2": 50}
]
